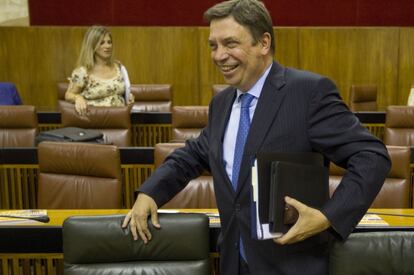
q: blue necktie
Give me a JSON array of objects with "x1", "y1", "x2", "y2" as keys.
[
  {"x1": 231, "y1": 93, "x2": 254, "y2": 262},
  {"x1": 232, "y1": 93, "x2": 255, "y2": 191}
]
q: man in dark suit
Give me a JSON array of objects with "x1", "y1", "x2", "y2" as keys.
[{"x1": 123, "y1": 0, "x2": 391, "y2": 274}]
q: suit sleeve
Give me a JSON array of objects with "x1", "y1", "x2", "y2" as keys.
[
  {"x1": 138, "y1": 108, "x2": 212, "y2": 207},
  {"x1": 306, "y1": 77, "x2": 391, "y2": 239}
]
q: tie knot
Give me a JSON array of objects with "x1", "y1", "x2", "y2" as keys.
[{"x1": 240, "y1": 93, "x2": 254, "y2": 108}]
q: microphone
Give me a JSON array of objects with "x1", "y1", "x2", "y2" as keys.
[{"x1": 0, "y1": 215, "x2": 50, "y2": 223}]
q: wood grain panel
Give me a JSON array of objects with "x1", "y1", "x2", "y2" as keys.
[
  {"x1": 111, "y1": 27, "x2": 200, "y2": 106},
  {"x1": 274, "y1": 27, "x2": 299, "y2": 68},
  {"x1": 0, "y1": 27, "x2": 83, "y2": 108},
  {"x1": 298, "y1": 28, "x2": 399, "y2": 108},
  {"x1": 0, "y1": 26, "x2": 411, "y2": 109},
  {"x1": 398, "y1": 28, "x2": 414, "y2": 105}
]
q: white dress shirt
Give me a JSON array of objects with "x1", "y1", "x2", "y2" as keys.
[{"x1": 223, "y1": 64, "x2": 273, "y2": 183}]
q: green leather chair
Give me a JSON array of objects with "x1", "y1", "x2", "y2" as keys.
[
  {"x1": 63, "y1": 213, "x2": 210, "y2": 275},
  {"x1": 330, "y1": 231, "x2": 414, "y2": 274}
]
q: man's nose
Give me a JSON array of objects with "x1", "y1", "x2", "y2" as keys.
[{"x1": 213, "y1": 45, "x2": 228, "y2": 62}]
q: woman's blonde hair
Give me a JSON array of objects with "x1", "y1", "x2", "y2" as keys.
[{"x1": 76, "y1": 25, "x2": 114, "y2": 70}]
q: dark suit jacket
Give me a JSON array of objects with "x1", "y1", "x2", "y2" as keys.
[{"x1": 140, "y1": 62, "x2": 391, "y2": 275}]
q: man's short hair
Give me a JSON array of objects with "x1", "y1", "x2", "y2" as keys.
[{"x1": 204, "y1": 0, "x2": 275, "y2": 54}]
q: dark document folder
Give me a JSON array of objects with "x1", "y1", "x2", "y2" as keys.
[
  {"x1": 269, "y1": 161, "x2": 329, "y2": 233},
  {"x1": 251, "y1": 152, "x2": 328, "y2": 239}
]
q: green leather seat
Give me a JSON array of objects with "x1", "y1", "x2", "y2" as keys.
[
  {"x1": 63, "y1": 213, "x2": 210, "y2": 275},
  {"x1": 330, "y1": 231, "x2": 414, "y2": 275}
]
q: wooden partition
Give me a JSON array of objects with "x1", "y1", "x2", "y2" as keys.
[{"x1": 1, "y1": 27, "x2": 414, "y2": 108}]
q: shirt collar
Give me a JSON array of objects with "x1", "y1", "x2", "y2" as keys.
[{"x1": 236, "y1": 63, "x2": 273, "y2": 101}]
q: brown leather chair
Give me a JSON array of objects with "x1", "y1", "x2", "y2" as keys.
[
  {"x1": 58, "y1": 82, "x2": 172, "y2": 112},
  {"x1": 37, "y1": 141, "x2": 122, "y2": 209},
  {"x1": 0, "y1": 105, "x2": 38, "y2": 147},
  {"x1": 57, "y1": 81, "x2": 68, "y2": 100},
  {"x1": 171, "y1": 106, "x2": 208, "y2": 142},
  {"x1": 329, "y1": 145, "x2": 412, "y2": 208},
  {"x1": 349, "y1": 84, "x2": 378, "y2": 112},
  {"x1": 154, "y1": 143, "x2": 216, "y2": 209},
  {"x1": 384, "y1": 105, "x2": 414, "y2": 146},
  {"x1": 131, "y1": 84, "x2": 172, "y2": 112},
  {"x1": 212, "y1": 84, "x2": 229, "y2": 97},
  {"x1": 59, "y1": 100, "x2": 132, "y2": 146}
]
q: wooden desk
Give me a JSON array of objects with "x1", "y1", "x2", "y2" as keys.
[
  {"x1": 365, "y1": 208, "x2": 414, "y2": 228},
  {"x1": 0, "y1": 208, "x2": 413, "y2": 275},
  {"x1": 1, "y1": 208, "x2": 413, "y2": 254}
]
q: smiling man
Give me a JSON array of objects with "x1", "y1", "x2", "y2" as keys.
[{"x1": 123, "y1": 1, "x2": 390, "y2": 274}]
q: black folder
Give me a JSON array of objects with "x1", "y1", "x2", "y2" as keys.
[
  {"x1": 253, "y1": 152, "x2": 328, "y2": 236},
  {"x1": 269, "y1": 161, "x2": 329, "y2": 233}
]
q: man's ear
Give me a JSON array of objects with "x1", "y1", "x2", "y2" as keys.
[{"x1": 260, "y1": 32, "x2": 271, "y2": 54}]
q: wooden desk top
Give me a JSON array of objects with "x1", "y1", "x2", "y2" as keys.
[
  {"x1": 5, "y1": 208, "x2": 413, "y2": 228},
  {"x1": 0, "y1": 208, "x2": 413, "y2": 254},
  {"x1": 366, "y1": 208, "x2": 414, "y2": 227}
]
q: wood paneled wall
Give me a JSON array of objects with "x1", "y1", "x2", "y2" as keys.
[{"x1": 0, "y1": 26, "x2": 413, "y2": 108}]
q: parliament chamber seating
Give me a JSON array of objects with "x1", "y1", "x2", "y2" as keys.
[
  {"x1": 154, "y1": 142, "x2": 217, "y2": 209},
  {"x1": 171, "y1": 105, "x2": 209, "y2": 142},
  {"x1": 57, "y1": 81, "x2": 68, "y2": 101},
  {"x1": 130, "y1": 84, "x2": 172, "y2": 112},
  {"x1": 349, "y1": 84, "x2": 378, "y2": 112},
  {"x1": 329, "y1": 145, "x2": 412, "y2": 208},
  {"x1": 63, "y1": 213, "x2": 210, "y2": 275},
  {"x1": 37, "y1": 141, "x2": 122, "y2": 209},
  {"x1": 59, "y1": 100, "x2": 132, "y2": 146},
  {"x1": 58, "y1": 82, "x2": 172, "y2": 112},
  {"x1": 384, "y1": 105, "x2": 414, "y2": 146},
  {"x1": 212, "y1": 84, "x2": 229, "y2": 96},
  {"x1": 0, "y1": 105, "x2": 37, "y2": 147}
]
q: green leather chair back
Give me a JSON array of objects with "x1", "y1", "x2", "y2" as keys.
[
  {"x1": 330, "y1": 231, "x2": 414, "y2": 274},
  {"x1": 63, "y1": 213, "x2": 210, "y2": 275}
]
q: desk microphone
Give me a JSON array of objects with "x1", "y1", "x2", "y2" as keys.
[{"x1": 0, "y1": 215, "x2": 50, "y2": 223}]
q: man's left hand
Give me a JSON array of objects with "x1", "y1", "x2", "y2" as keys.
[{"x1": 274, "y1": 196, "x2": 331, "y2": 245}]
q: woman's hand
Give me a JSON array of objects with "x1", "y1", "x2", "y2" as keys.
[
  {"x1": 127, "y1": 93, "x2": 135, "y2": 105},
  {"x1": 74, "y1": 95, "x2": 88, "y2": 116}
]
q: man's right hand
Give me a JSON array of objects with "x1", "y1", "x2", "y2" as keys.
[{"x1": 122, "y1": 193, "x2": 160, "y2": 243}]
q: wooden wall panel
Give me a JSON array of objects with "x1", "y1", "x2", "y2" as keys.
[
  {"x1": 0, "y1": 27, "x2": 200, "y2": 108},
  {"x1": 0, "y1": 27, "x2": 83, "y2": 109},
  {"x1": 111, "y1": 27, "x2": 200, "y2": 106},
  {"x1": 274, "y1": 27, "x2": 299, "y2": 68},
  {"x1": 398, "y1": 28, "x2": 414, "y2": 105},
  {"x1": 0, "y1": 26, "x2": 412, "y2": 109},
  {"x1": 298, "y1": 28, "x2": 399, "y2": 108}
]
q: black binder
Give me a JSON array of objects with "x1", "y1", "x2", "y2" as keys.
[
  {"x1": 269, "y1": 161, "x2": 329, "y2": 233},
  {"x1": 252, "y1": 152, "x2": 328, "y2": 238}
]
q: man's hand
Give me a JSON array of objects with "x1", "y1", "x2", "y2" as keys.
[
  {"x1": 274, "y1": 196, "x2": 330, "y2": 245},
  {"x1": 122, "y1": 193, "x2": 160, "y2": 243}
]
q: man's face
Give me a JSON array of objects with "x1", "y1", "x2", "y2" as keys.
[{"x1": 208, "y1": 16, "x2": 270, "y2": 92}]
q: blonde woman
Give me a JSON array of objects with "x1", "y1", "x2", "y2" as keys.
[{"x1": 65, "y1": 25, "x2": 134, "y2": 116}]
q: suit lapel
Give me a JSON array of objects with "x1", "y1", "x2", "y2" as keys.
[
  {"x1": 236, "y1": 62, "x2": 288, "y2": 195},
  {"x1": 212, "y1": 88, "x2": 237, "y2": 193}
]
